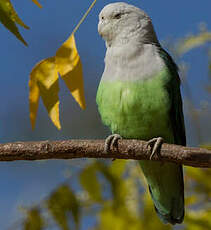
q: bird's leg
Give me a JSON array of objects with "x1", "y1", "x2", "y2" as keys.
[
  {"x1": 147, "y1": 137, "x2": 164, "y2": 160},
  {"x1": 104, "y1": 134, "x2": 122, "y2": 153}
]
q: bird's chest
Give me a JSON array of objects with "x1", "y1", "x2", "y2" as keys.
[{"x1": 96, "y1": 74, "x2": 172, "y2": 140}]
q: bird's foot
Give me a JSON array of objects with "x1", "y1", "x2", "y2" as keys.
[
  {"x1": 147, "y1": 137, "x2": 164, "y2": 160},
  {"x1": 104, "y1": 134, "x2": 122, "y2": 156}
]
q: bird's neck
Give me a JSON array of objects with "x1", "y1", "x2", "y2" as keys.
[{"x1": 106, "y1": 22, "x2": 159, "y2": 48}]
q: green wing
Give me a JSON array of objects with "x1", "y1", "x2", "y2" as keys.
[
  {"x1": 140, "y1": 48, "x2": 186, "y2": 224},
  {"x1": 159, "y1": 48, "x2": 186, "y2": 146}
]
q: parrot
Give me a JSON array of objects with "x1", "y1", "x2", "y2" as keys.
[{"x1": 96, "y1": 2, "x2": 186, "y2": 225}]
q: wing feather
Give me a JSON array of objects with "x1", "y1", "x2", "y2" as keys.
[{"x1": 159, "y1": 48, "x2": 186, "y2": 146}]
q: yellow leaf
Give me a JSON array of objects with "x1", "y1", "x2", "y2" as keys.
[
  {"x1": 80, "y1": 164, "x2": 102, "y2": 202},
  {"x1": 0, "y1": 0, "x2": 28, "y2": 45},
  {"x1": 32, "y1": 0, "x2": 42, "y2": 8},
  {"x1": 47, "y1": 185, "x2": 80, "y2": 230},
  {"x1": 178, "y1": 32, "x2": 211, "y2": 55},
  {"x1": 24, "y1": 208, "x2": 45, "y2": 230},
  {"x1": 29, "y1": 57, "x2": 61, "y2": 130},
  {"x1": 56, "y1": 34, "x2": 86, "y2": 109},
  {"x1": 0, "y1": 0, "x2": 29, "y2": 29},
  {"x1": 29, "y1": 70, "x2": 40, "y2": 130}
]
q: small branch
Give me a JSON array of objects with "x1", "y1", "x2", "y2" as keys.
[{"x1": 0, "y1": 139, "x2": 210, "y2": 168}]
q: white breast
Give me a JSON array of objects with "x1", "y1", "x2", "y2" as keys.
[{"x1": 102, "y1": 43, "x2": 165, "y2": 82}]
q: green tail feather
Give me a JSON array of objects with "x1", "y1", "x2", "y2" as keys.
[{"x1": 139, "y1": 161, "x2": 184, "y2": 225}]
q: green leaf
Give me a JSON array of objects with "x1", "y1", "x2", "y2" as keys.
[
  {"x1": 47, "y1": 185, "x2": 80, "y2": 230},
  {"x1": 24, "y1": 208, "x2": 45, "y2": 230},
  {"x1": 0, "y1": 0, "x2": 28, "y2": 45}
]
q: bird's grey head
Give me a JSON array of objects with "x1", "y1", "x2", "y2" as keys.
[{"x1": 98, "y1": 2, "x2": 158, "y2": 47}]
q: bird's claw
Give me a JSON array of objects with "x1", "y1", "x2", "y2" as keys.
[
  {"x1": 104, "y1": 134, "x2": 122, "y2": 153},
  {"x1": 147, "y1": 137, "x2": 164, "y2": 160}
]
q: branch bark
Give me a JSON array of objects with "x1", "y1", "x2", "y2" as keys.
[{"x1": 0, "y1": 139, "x2": 210, "y2": 168}]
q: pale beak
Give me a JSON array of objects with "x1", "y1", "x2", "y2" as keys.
[{"x1": 98, "y1": 21, "x2": 103, "y2": 36}]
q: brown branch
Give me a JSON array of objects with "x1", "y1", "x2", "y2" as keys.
[{"x1": 0, "y1": 139, "x2": 210, "y2": 168}]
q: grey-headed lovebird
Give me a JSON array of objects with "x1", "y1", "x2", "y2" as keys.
[{"x1": 96, "y1": 2, "x2": 186, "y2": 225}]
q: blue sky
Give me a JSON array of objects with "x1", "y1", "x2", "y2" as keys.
[{"x1": 0, "y1": 0, "x2": 211, "y2": 229}]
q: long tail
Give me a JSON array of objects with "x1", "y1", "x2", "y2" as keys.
[{"x1": 139, "y1": 161, "x2": 184, "y2": 225}]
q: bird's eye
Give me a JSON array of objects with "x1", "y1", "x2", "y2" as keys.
[
  {"x1": 101, "y1": 16, "x2": 104, "y2": 20},
  {"x1": 114, "y1": 13, "x2": 121, "y2": 19}
]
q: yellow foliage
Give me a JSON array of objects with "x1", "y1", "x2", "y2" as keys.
[
  {"x1": 29, "y1": 34, "x2": 85, "y2": 129},
  {"x1": 0, "y1": 0, "x2": 29, "y2": 45},
  {"x1": 56, "y1": 35, "x2": 80, "y2": 75},
  {"x1": 184, "y1": 210, "x2": 211, "y2": 230},
  {"x1": 27, "y1": 0, "x2": 100, "y2": 129},
  {"x1": 186, "y1": 167, "x2": 211, "y2": 198},
  {"x1": 47, "y1": 185, "x2": 80, "y2": 230},
  {"x1": 24, "y1": 208, "x2": 45, "y2": 230},
  {"x1": 177, "y1": 32, "x2": 211, "y2": 55},
  {"x1": 56, "y1": 34, "x2": 85, "y2": 109},
  {"x1": 29, "y1": 67, "x2": 40, "y2": 130},
  {"x1": 98, "y1": 204, "x2": 140, "y2": 230},
  {"x1": 110, "y1": 160, "x2": 127, "y2": 177},
  {"x1": 80, "y1": 162, "x2": 103, "y2": 202},
  {"x1": 28, "y1": 0, "x2": 99, "y2": 129},
  {"x1": 29, "y1": 57, "x2": 61, "y2": 130},
  {"x1": 32, "y1": 0, "x2": 42, "y2": 8},
  {"x1": 20, "y1": 160, "x2": 211, "y2": 230}
]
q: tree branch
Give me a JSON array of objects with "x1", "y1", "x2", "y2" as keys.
[{"x1": 0, "y1": 139, "x2": 210, "y2": 168}]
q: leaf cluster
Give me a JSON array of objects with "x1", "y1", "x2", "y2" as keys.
[
  {"x1": 0, "y1": 0, "x2": 42, "y2": 46},
  {"x1": 19, "y1": 160, "x2": 211, "y2": 230}
]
